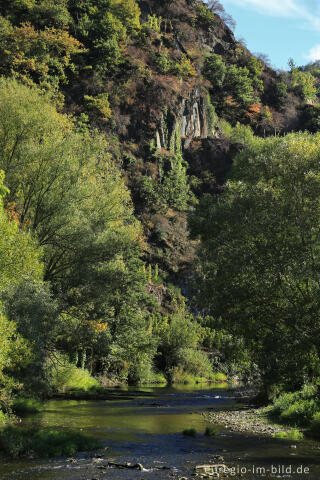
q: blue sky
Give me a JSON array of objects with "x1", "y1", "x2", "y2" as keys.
[{"x1": 210, "y1": 0, "x2": 320, "y2": 70}]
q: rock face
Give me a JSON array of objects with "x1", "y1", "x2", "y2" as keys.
[
  {"x1": 156, "y1": 88, "x2": 209, "y2": 151},
  {"x1": 131, "y1": 0, "x2": 237, "y2": 150}
]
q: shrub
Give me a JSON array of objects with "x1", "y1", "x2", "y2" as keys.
[
  {"x1": 0, "y1": 426, "x2": 100, "y2": 458},
  {"x1": 128, "y1": 354, "x2": 166, "y2": 385},
  {"x1": 205, "y1": 427, "x2": 216, "y2": 436},
  {"x1": 270, "y1": 384, "x2": 320, "y2": 427},
  {"x1": 12, "y1": 398, "x2": 42, "y2": 415},
  {"x1": 273, "y1": 430, "x2": 304, "y2": 441},
  {"x1": 211, "y1": 372, "x2": 228, "y2": 382},
  {"x1": 183, "y1": 428, "x2": 196, "y2": 437},
  {"x1": 195, "y1": 4, "x2": 215, "y2": 28},
  {"x1": 175, "y1": 348, "x2": 213, "y2": 378},
  {"x1": 310, "y1": 412, "x2": 320, "y2": 435},
  {"x1": 280, "y1": 400, "x2": 319, "y2": 426},
  {"x1": 49, "y1": 359, "x2": 99, "y2": 393},
  {"x1": 0, "y1": 410, "x2": 10, "y2": 424}
]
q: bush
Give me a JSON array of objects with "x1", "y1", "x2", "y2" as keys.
[
  {"x1": 205, "y1": 427, "x2": 216, "y2": 436},
  {"x1": 0, "y1": 426, "x2": 100, "y2": 458},
  {"x1": 183, "y1": 428, "x2": 197, "y2": 437},
  {"x1": 279, "y1": 400, "x2": 318, "y2": 426},
  {"x1": 175, "y1": 348, "x2": 213, "y2": 378},
  {"x1": 270, "y1": 384, "x2": 320, "y2": 427},
  {"x1": 273, "y1": 430, "x2": 304, "y2": 441},
  {"x1": 128, "y1": 355, "x2": 166, "y2": 385},
  {"x1": 0, "y1": 410, "x2": 9, "y2": 424},
  {"x1": 50, "y1": 359, "x2": 99, "y2": 393},
  {"x1": 310, "y1": 412, "x2": 320, "y2": 435},
  {"x1": 12, "y1": 398, "x2": 42, "y2": 414}
]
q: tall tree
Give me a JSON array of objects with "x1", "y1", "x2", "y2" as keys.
[{"x1": 191, "y1": 132, "x2": 320, "y2": 394}]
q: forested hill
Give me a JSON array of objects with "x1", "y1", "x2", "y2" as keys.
[{"x1": 1, "y1": 0, "x2": 320, "y2": 411}]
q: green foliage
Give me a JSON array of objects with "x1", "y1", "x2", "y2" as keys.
[
  {"x1": 139, "y1": 151, "x2": 190, "y2": 212},
  {"x1": 191, "y1": 131, "x2": 320, "y2": 393},
  {"x1": 205, "y1": 93, "x2": 217, "y2": 133},
  {"x1": 0, "y1": 15, "x2": 83, "y2": 91},
  {"x1": 0, "y1": 170, "x2": 42, "y2": 406},
  {"x1": 127, "y1": 354, "x2": 166, "y2": 385},
  {"x1": 310, "y1": 412, "x2": 320, "y2": 435},
  {"x1": 273, "y1": 430, "x2": 304, "y2": 441},
  {"x1": 245, "y1": 56, "x2": 264, "y2": 92},
  {"x1": 290, "y1": 62, "x2": 317, "y2": 101},
  {"x1": 174, "y1": 348, "x2": 213, "y2": 378},
  {"x1": 195, "y1": 3, "x2": 215, "y2": 28},
  {"x1": 203, "y1": 54, "x2": 260, "y2": 116},
  {"x1": 1, "y1": 0, "x2": 71, "y2": 28},
  {"x1": 12, "y1": 397, "x2": 41, "y2": 414},
  {"x1": 274, "y1": 81, "x2": 288, "y2": 107},
  {"x1": 219, "y1": 120, "x2": 255, "y2": 146},
  {"x1": 84, "y1": 93, "x2": 112, "y2": 121},
  {"x1": 0, "y1": 312, "x2": 32, "y2": 409},
  {"x1": 226, "y1": 64, "x2": 257, "y2": 106},
  {"x1": 147, "y1": 14, "x2": 162, "y2": 32},
  {"x1": 0, "y1": 77, "x2": 160, "y2": 390},
  {"x1": 205, "y1": 427, "x2": 216, "y2": 436},
  {"x1": 203, "y1": 54, "x2": 227, "y2": 89},
  {"x1": 0, "y1": 426, "x2": 100, "y2": 457},
  {"x1": 49, "y1": 357, "x2": 99, "y2": 393},
  {"x1": 269, "y1": 384, "x2": 320, "y2": 427},
  {"x1": 153, "y1": 51, "x2": 197, "y2": 79},
  {"x1": 67, "y1": 0, "x2": 141, "y2": 74}
]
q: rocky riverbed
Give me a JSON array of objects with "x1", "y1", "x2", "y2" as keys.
[{"x1": 204, "y1": 407, "x2": 291, "y2": 436}]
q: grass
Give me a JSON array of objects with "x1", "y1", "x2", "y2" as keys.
[
  {"x1": 182, "y1": 428, "x2": 197, "y2": 437},
  {"x1": 51, "y1": 361, "x2": 99, "y2": 393},
  {"x1": 12, "y1": 397, "x2": 42, "y2": 414},
  {"x1": 268, "y1": 384, "x2": 320, "y2": 428},
  {"x1": 273, "y1": 430, "x2": 304, "y2": 441},
  {"x1": 0, "y1": 426, "x2": 101, "y2": 458},
  {"x1": 170, "y1": 368, "x2": 227, "y2": 385}
]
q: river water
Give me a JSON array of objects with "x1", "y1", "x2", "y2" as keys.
[{"x1": 1, "y1": 384, "x2": 320, "y2": 479}]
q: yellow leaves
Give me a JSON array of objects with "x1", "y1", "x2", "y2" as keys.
[
  {"x1": 0, "y1": 21, "x2": 84, "y2": 89},
  {"x1": 5, "y1": 202, "x2": 20, "y2": 224},
  {"x1": 88, "y1": 319, "x2": 108, "y2": 333},
  {"x1": 111, "y1": 0, "x2": 141, "y2": 33},
  {"x1": 84, "y1": 93, "x2": 112, "y2": 121}
]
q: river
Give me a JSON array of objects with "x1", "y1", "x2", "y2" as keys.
[{"x1": 1, "y1": 384, "x2": 320, "y2": 479}]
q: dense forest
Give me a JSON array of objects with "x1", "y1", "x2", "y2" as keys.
[{"x1": 1, "y1": 0, "x2": 320, "y2": 439}]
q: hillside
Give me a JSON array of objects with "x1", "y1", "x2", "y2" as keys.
[{"x1": 1, "y1": 0, "x2": 320, "y2": 411}]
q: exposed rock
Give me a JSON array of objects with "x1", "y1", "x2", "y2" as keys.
[{"x1": 205, "y1": 408, "x2": 294, "y2": 437}]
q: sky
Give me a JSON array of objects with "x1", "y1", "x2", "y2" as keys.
[{"x1": 209, "y1": 0, "x2": 320, "y2": 70}]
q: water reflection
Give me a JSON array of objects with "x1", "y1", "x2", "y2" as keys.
[{"x1": 1, "y1": 384, "x2": 320, "y2": 480}]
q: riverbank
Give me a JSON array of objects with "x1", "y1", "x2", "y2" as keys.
[{"x1": 205, "y1": 407, "x2": 301, "y2": 438}]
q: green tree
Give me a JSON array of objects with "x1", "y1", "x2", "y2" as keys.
[
  {"x1": 191, "y1": 132, "x2": 320, "y2": 395},
  {"x1": 0, "y1": 78, "x2": 154, "y2": 382},
  {"x1": 0, "y1": 171, "x2": 41, "y2": 407},
  {"x1": 0, "y1": 15, "x2": 83, "y2": 90},
  {"x1": 68, "y1": 0, "x2": 140, "y2": 74}
]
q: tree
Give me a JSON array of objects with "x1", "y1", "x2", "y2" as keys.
[
  {"x1": 0, "y1": 78, "x2": 155, "y2": 382},
  {"x1": 0, "y1": 170, "x2": 42, "y2": 406},
  {"x1": 0, "y1": 170, "x2": 43, "y2": 294},
  {"x1": 68, "y1": 0, "x2": 141, "y2": 74},
  {"x1": 0, "y1": 311, "x2": 31, "y2": 411},
  {"x1": 191, "y1": 132, "x2": 320, "y2": 395},
  {"x1": 0, "y1": 16, "x2": 83, "y2": 90}
]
